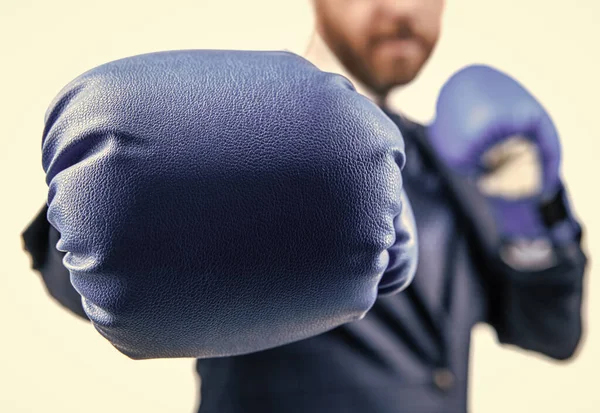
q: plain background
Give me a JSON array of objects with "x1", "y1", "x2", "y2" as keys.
[{"x1": 1, "y1": 0, "x2": 597, "y2": 411}]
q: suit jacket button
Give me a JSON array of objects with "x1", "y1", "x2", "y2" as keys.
[{"x1": 433, "y1": 368, "x2": 455, "y2": 392}]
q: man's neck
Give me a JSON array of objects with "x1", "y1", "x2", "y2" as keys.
[{"x1": 303, "y1": 32, "x2": 387, "y2": 107}]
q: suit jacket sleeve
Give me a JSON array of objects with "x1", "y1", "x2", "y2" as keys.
[
  {"x1": 441, "y1": 160, "x2": 587, "y2": 361},
  {"x1": 22, "y1": 204, "x2": 89, "y2": 320},
  {"x1": 441, "y1": 163, "x2": 587, "y2": 361},
  {"x1": 482, "y1": 231, "x2": 587, "y2": 360}
]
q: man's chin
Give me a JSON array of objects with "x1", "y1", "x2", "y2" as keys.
[
  {"x1": 372, "y1": 61, "x2": 421, "y2": 89},
  {"x1": 378, "y1": 72, "x2": 419, "y2": 90}
]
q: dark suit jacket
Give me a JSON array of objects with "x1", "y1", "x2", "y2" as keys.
[{"x1": 22, "y1": 114, "x2": 587, "y2": 413}]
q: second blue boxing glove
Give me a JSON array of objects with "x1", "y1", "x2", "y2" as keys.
[{"x1": 428, "y1": 64, "x2": 579, "y2": 250}]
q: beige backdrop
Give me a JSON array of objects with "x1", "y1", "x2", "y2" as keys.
[{"x1": 0, "y1": 0, "x2": 597, "y2": 412}]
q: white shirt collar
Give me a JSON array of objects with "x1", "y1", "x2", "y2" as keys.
[{"x1": 303, "y1": 32, "x2": 382, "y2": 106}]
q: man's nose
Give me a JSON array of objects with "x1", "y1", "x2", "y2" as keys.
[
  {"x1": 379, "y1": 0, "x2": 420, "y2": 17},
  {"x1": 379, "y1": 0, "x2": 424, "y2": 14},
  {"x1": 375, "y1": 0, "x2": 420, "y2": 35}
]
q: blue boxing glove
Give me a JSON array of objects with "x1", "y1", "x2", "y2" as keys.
[
  {"x1": 428, "y1": 65, "x2": 580, "y2": 266},
  {"x1": 42, "y1": 50, "x2": 417, "y2": 359}
]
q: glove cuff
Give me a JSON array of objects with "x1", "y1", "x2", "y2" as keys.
[{"x1": 490, "y1": 182, "x2": 581, "y2": 246}]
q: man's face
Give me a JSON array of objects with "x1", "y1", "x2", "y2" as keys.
[{"x1": 314, "y1": 0, "x2": 445, "y2": 94}]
